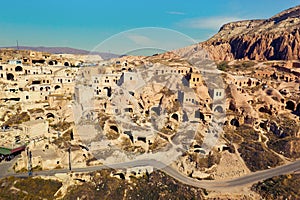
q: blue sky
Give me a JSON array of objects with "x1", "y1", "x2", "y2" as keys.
[{"x1": 0, "y1": 0, "x2": 299, "y2": 53}]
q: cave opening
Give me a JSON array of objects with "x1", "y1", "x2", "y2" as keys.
[
  {"x1": 286, "y1": 100, "x2": 295, "y2": 111},
  {"x1": 110, "y1": 125, "x2": 119, "y2": 133}
]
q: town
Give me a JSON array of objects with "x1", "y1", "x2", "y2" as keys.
[{"x1": 0, "y1": 48, "x2": 299, "y2": 183}]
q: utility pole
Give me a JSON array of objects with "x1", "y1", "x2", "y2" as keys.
[
  {"x1": 16, "y1": 40, "x2": 19, "y2": 50},
  {"x1": 68, "y1": 147, "x2": 71, "y2": 171},
  {"x1": 27, "y1": 147, "x2": 32, "y2": 176}
]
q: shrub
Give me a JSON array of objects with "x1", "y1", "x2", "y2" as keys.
[{"x1": 217, "y1": 61, "x2": 229, "y2": 71}]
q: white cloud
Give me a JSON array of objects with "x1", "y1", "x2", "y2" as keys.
[
  {"x1": 178, "y1": 16, "x2": 244, "y2": 30},
  {"x1": 126, "y1": 34, "x2": 156, "y2": 46},
  {"x1": 167, "y1": 11, "x2": 185, "y2": 15}
]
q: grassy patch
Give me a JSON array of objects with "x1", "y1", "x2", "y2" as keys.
[
  {"x1": 235, "y1": 124, "x2": 260, "y2": 142},
  {"x1": 252, "y1": 174, "x2": 300, "y2": 199},
  {"x1": 64, "y1": 169, "x2": 205, "y2": 200},
  {"x1": 265, "y1": 115, "x2": 300, "y2": 159},
  {"x1": 0, "y1": 177, "x2": 62, "y2": 200},
  {"x1": 268, "y1": 138, "x2": 300, "y2": 159},
  {"x1": 238, "y1": 142, "x2": 282, "y2": 172},
  {"x1": 217, "y1": 61, "x2": 229, "y2": 71}
]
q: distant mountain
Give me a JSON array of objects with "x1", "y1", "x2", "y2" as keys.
[
  {"x1": 0, "y1": 46, "x2": 119, "y2": 60},
  {"x1": 177, "y1": 5, "x2": 300, "y2": 61}
]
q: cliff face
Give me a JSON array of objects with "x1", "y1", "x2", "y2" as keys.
[
  {"x1": 227, "y1": 28, "x2": 300, "y2": 60},
  {"x1": 186, "y1": 6, "x2": 300, "y2": 61}
]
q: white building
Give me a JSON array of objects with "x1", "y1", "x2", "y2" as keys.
[
  {"x1": 118, "y1": 71, "x2": 145, "y2": 92},
  {"x1": 8, "y1": 60, "x2": 22, "y2": 65},
  {"x1": 209, "y1": 89, "x2": 225, "y2": 101},
  {"x1": 22, "y1": 119, "x2": 49, "y2": 139}
]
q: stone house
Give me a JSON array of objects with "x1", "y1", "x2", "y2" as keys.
[
  {"x1": 118, "y1": 71, "x2": 145, "y2": 92},
  {"x1": 189, "y1": 73, "x2": 202, "y2": 88},
  {"x1": 22, "y1": 119, "x2": 49, "y2": 139}
]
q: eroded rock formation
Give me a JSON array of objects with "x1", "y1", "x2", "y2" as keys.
[{"x1": 178, "y1": 6, "x2": 300, "y2": 61}]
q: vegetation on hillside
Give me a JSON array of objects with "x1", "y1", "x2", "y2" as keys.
[
  {"x1": 224, "y1": 124, "x2": 283, "y2": 172},
  {"x1": 3, "y1": 112, "x2": 30, "y2": 126},
  {"x1": 252, "y1": 174, "x2": 300, "y2": 199},
  {"x1": 217, "y1": 61, "x2": 256, "y2": 72},
  {"x1": 64, "y1": 169, "x2": 205, "y2": 200},
  {"x1": 0, "y1": 177, "x2": 62, "y2": 200}
]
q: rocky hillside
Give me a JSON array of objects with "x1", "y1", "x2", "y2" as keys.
[{"x1": 182, "y1": 5, "x2": 300, "y2": 61}]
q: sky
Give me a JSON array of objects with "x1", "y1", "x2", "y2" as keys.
[{"x1": 0, "y1": 0, "x2": 299, "y2": 53}]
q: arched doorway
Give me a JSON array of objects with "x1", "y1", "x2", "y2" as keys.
[
  {"x1": 46, "y1": 113, "x2": 55, "y2": 119},
  {"x1": 230, "y1": 118, "x2": 240, "y2": 127},
  {"x1": 54, "y1": 85, "x2": 61, "y2": 90},
  {"x1": 171, "y1": 113, "x2": 179, "y2": 121},
  {"x1": 214, "y1": 105, "x2": 224, "y2": 113},
  {"x1": 104, "y1": 87, "x2": 112, "y2": 97},
  {"x1": 110, "y1": 125, "x2": 119, "y2": 133},
  {"x1": 15, "y1": 66, "x2": 23, "y2": 72}
]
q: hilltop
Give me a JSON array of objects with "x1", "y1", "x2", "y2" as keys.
[
  {"x1": 178, "y1": 5, "x2": 300, "y2": 61},
  {"x1": 0, "y1": 46, "x2": 119, "y2": 60}
]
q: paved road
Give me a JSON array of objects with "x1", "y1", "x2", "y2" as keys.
[
  {"x1": 0, "y1": 155, "x2": 20, "y2": 177},
  {"x1": 0, "y1": 162, "x2": 14, "y2": 177},
  {"x1": 3, "y1": 159, "x2": 300, "y2": 190}
]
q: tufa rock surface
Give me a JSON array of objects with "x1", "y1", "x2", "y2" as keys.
[{"x1": 178, "y1": 5, "x2": 300, "y2": 61}]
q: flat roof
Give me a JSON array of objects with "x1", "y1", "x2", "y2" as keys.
[
  {"x1": 0, "y1": 145, "x2": 26, "y2": 155},
  {"x1": 22, "y1": 119, "x2": 46, "y2": 126},
  {"x1": 0, "y1": 147, "x2": 11, "y2": 155}
]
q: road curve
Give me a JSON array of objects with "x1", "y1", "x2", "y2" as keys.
[{"x1": 3, "y1": 159, "x2": 300, "y2": 190}]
